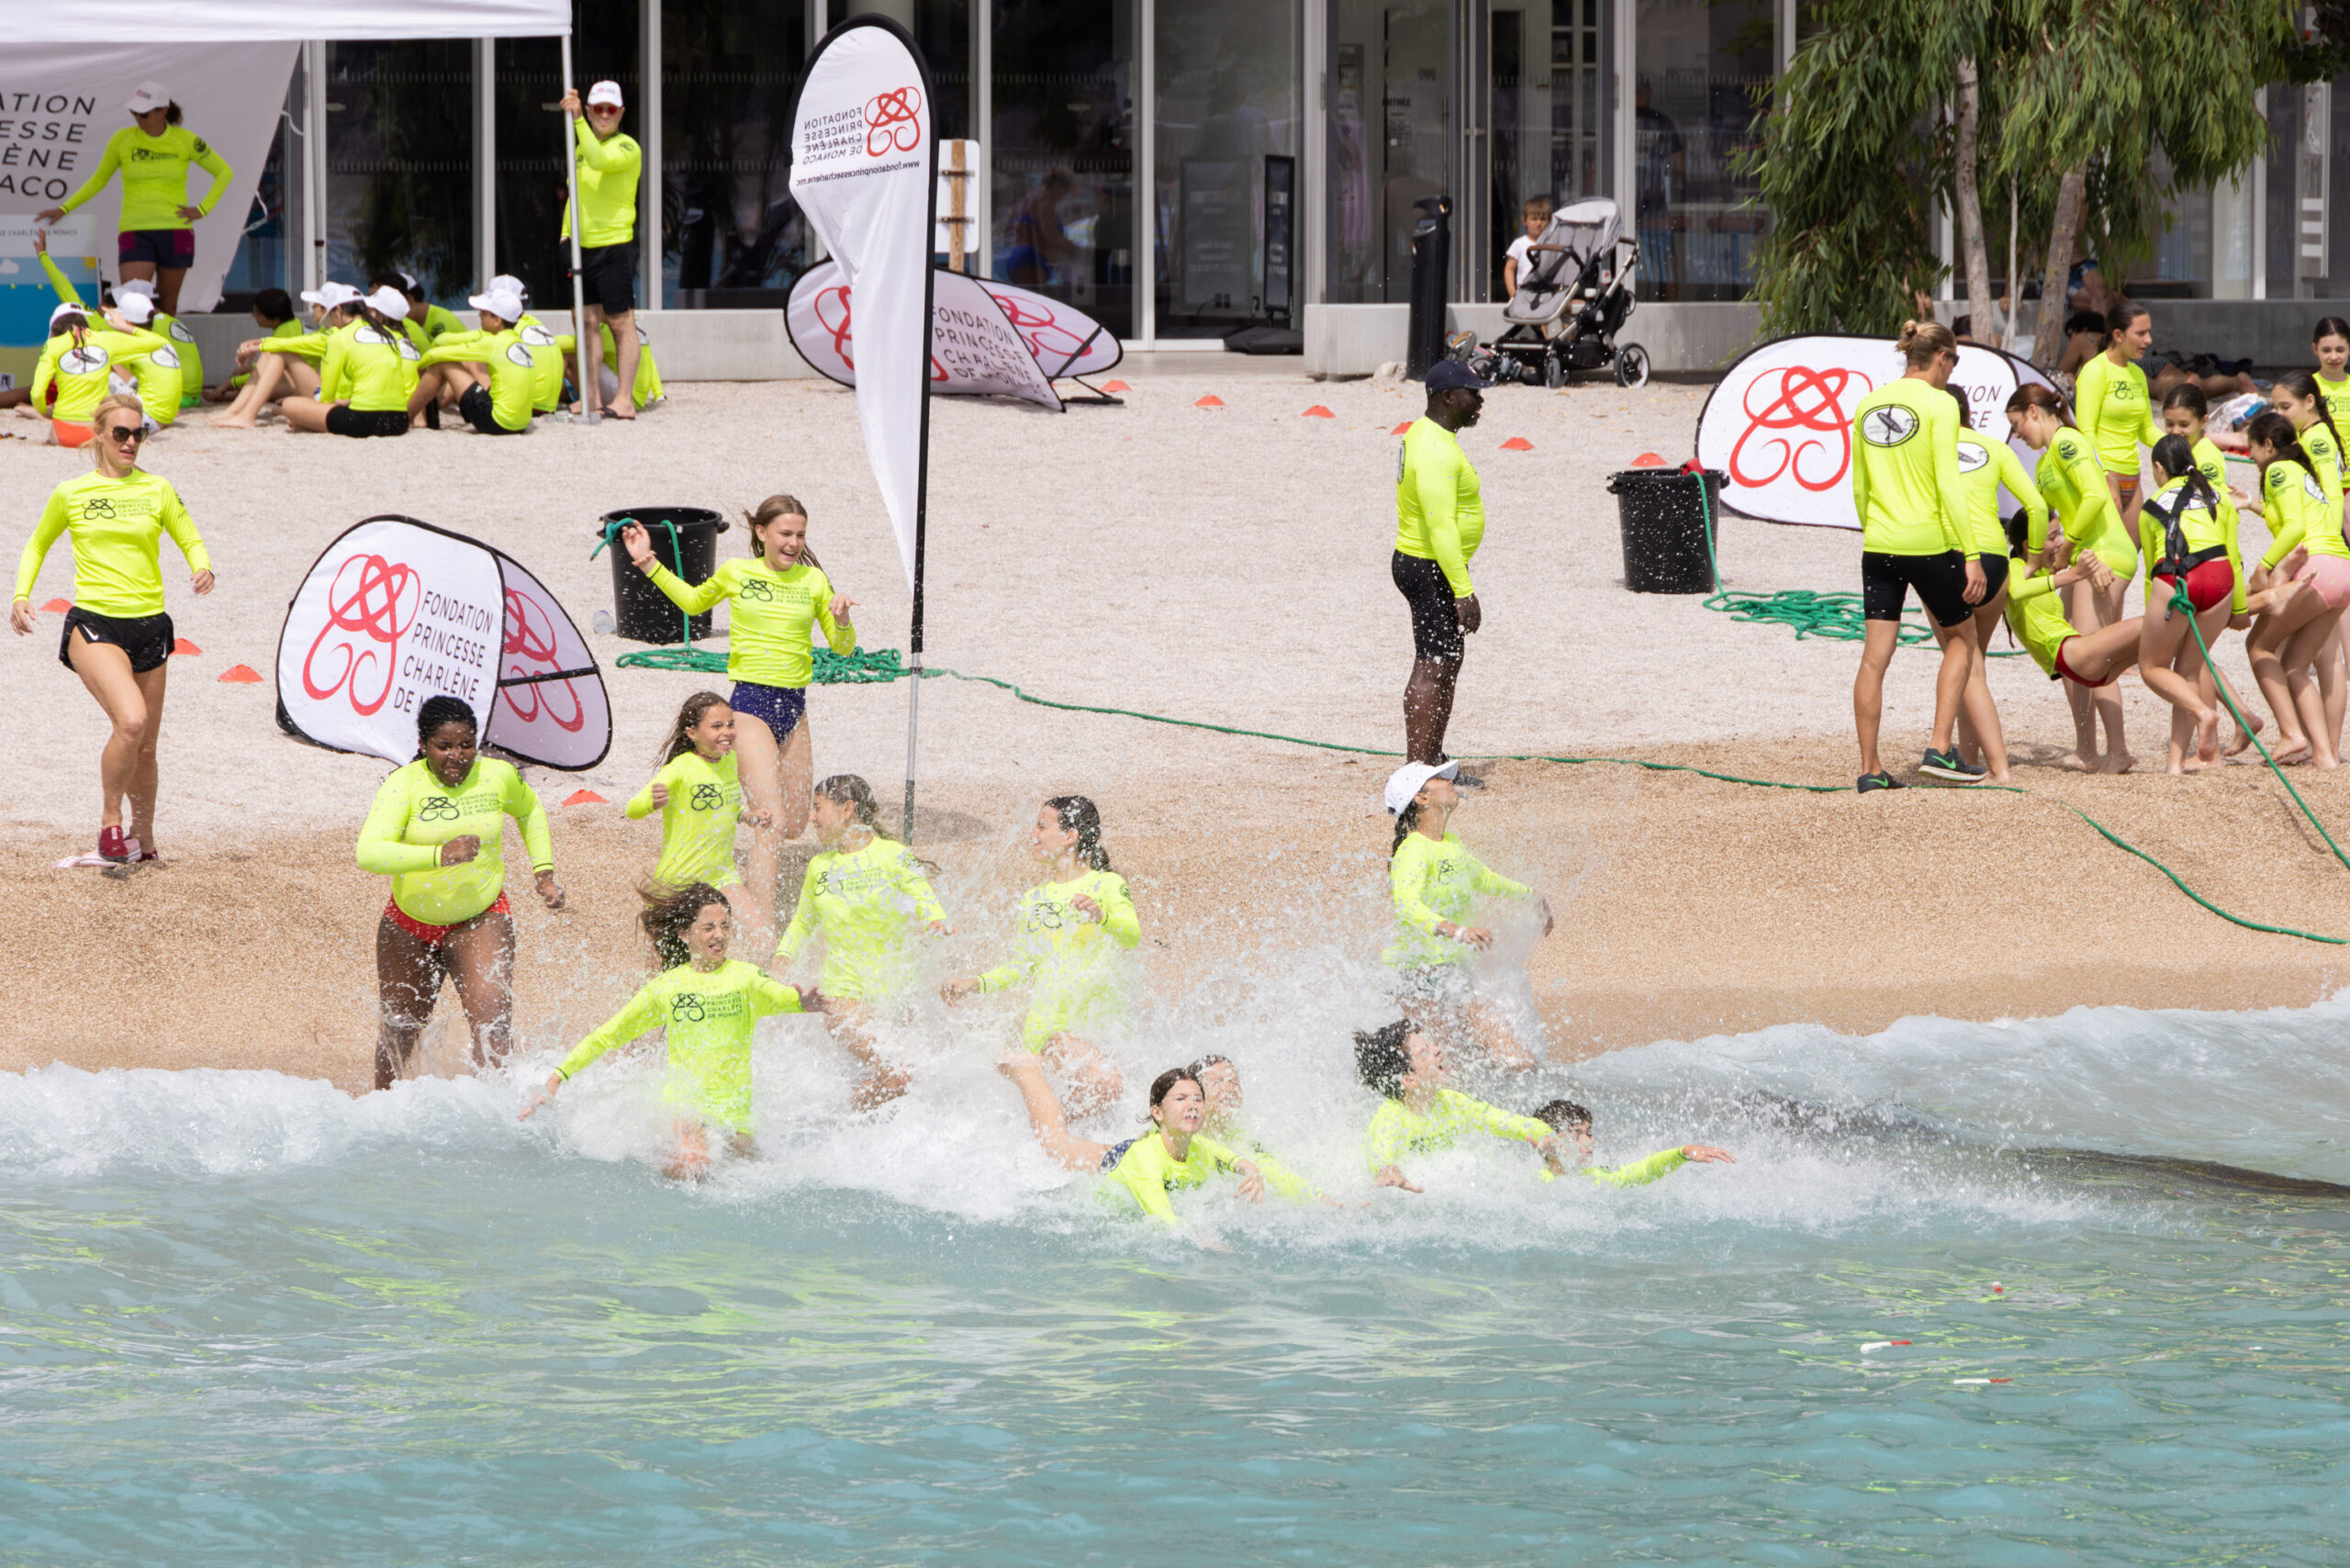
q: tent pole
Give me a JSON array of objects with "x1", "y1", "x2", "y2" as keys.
[
  {"x1": 902, "y1": 100, "x2": 942, "y2": 846},
  {"x1": 303, "y1": 40, "x2": 325, "y2": 297},
  {"x1": 560, "y1": 33, "x2": 598, "y2": 426}
]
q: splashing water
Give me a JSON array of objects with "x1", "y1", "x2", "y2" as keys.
[{"x1": 4, "y1": 983, "x2": 2349, "y2": 1563}]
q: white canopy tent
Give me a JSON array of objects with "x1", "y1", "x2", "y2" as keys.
[{"x1": 12, "y1": 0, "x2": 602, "y2": 420}]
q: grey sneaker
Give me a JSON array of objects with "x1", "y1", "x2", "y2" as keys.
[{"x1": 1919, "y1": 748, "x2": 1986, "y2": 782}]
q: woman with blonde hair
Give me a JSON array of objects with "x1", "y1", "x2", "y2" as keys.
[
  {"x1": 9, "y1": 391, "x2": 212, "y2": 863},
  {"x1": 621, "y1": 495, "x2": 858, "y2": 935}
]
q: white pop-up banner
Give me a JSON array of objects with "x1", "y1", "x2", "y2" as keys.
[
  {"x1": 788, "y1": 260, "x2": 1060, "y2": 410},
  {"x1": 1695, "y1": 334, "x2": 2060, "y2": 530},
  {"x1": 789, "y1": 17, "x2": 936, "y2": 591},
  {"x1": 276, "y1": 516, "x2": 610, "y2": 770}
]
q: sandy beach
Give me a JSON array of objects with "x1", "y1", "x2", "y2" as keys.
[{"x1": 5, "y1": 364, "x2": 2347, "y2": 1091}]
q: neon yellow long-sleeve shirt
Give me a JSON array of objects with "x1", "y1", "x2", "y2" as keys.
[
  {"x1": 2037, "y1": 430, "x2": 2135, "y2": 578},
  {"x1": 975, "y1": 869, "x2": 1139, "y2": 1049},
  {"x1": 1395, "y1": 418, "x2": 1485, "y2": 597},
  {"x1": 2259, "y1": 458, "x2": 2347, "y2": 567},
  {"x1": 1385, "y1": 830, "x2": 1529, "y2": 970},
  {"x1": 1104, "y1": 1131, "x2": 1305, "y2": 1226},
  {"x1": 775, "y1": 834, "x2": 946, "y2": 1002},
  {"x1": 2138, "y1": 476, "x2": 2231, "y2": 581},
  {"x1": 32, "y1": 325, "x2": 164, "y2": 426},
  {"x1": 318, "y1": 323, "x2": 416, "y2": 413},
  {"x1": 554, "y1": 958, "x2": 804, "y2": 1133},
  {"x1": 1364, "y1": 1088, "x2": 1550, "y2": 1177},
  {"x1": 626, "y1": 749, "x2": 743, "y2": 889},
  {"x1": 2001, "y1": 566, "x2": 2081, "y2": 679},
  {"x1": 642, "y1": 557, "x2": 853, "y2": 689},
  {"x1": 418, "y1": 329, "x2": 537, "y2": 431},
  {"x1": 1954, "y1": 430, "x2": 2047, "y2": 557},
  {"x1": 355, "y1": 757, "x2": 553, "y2": 926},
  {"x1": 57, "y1": 124, "x2": 232, "y2": 232},
  {"x1": 1849, "y1": 378, "x2": 1968, "y2": 555},
  {"x1": 2074, "y1": 352, "x2": 2161, "y2": 474},
  {"x1": 556, "y1": 322, "x2": 666, "y2": 409},
  {"x1": 15, "y1": 468, "x2": 207, "y2": 617},
  {"x1": 1542, "y1": 1147, "x2": 1694, "y2": 1186},
  {"x1": 563, "y1": 118, "x2": 643, "y2": 247}
]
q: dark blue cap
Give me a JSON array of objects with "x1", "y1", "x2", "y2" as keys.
[{"x1": 1424, "y1": 360, "x2": 1492, "y2": 393}]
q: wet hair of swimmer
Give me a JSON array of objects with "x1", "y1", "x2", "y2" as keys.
[
  {"x1": 658, "y1": 689, "x2": 732, "y2": 764},
  {"x1": 414, "y1": 694, "x2": 477, "y2": 754},
  {"x1": 1186, "y1": 1051, "x2": 1232, "y2": 1080},
  {"x1": 1534, "y1": 1099, "x2": 1593, "y2": 1133},
  {"x1": 640, "y1": 879, "x2": 732, "y2": 969},
  {"x1": 1145, "y1": 1067, "x2": 1202, "y2": 1120},
  {"x1": 1045, "y1": 794, "x2": 1114, "y2": 871},
  {"x1": 815, "y1": 773, "x2": 893, "y2": 838},
  {"x1": 1354, "y1": 1019, "x2": 1415, "y2": 1101}
]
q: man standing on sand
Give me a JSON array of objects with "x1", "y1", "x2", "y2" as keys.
[
  {"x1": 557, "y1": 79, "x2": 643, "y2": 420},
  {"x1": 1393, "y1": 360, "x2": 1491, "y2": 766}
]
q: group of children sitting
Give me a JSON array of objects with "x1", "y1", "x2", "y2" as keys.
[{"x1": 9, "y1": 249, "x2": 661, "y2": 445}]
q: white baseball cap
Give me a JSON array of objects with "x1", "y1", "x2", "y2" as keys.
[
  {"x1": 491, "y1": 273, "x2": 531, "y2": 303},
  {"x1": 113, "y1": 292, "x2": 155, "y2": 324},
  {"x1": 48, "y1": 301, "x2": 84, "y2": 329},
  {"x1": 364, "y1": 286, "x2": 409, "y2": 317},
  {"x1": 586, "y1": 81, "x2": 624, "y2": 108},
  {"x1": 1382, "y1": 759, "x2": 1460, "y2": 815},
  {"x1": 125, "y1": 82, "x2": 169, "y2": 116},
  {"x1": 117, "y1": 278, "x2": 157, "y2": 298},
  {"x1": 469, "y1": 287, "x2": 526, "y2": 322},
  {"x1": 300, "y1": 281, "x2": 364, "y2": 310},
  {"x1": 395, "y1": 268, "x2": 420, "y2": 293}
]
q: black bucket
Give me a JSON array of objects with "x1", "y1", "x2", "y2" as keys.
[
  {"x1": 1606, "y1": 467, "x2": 1723, "y2": 594},
  {"x1": 600, "y1": 507, "x2": 731, "y2": 643}
]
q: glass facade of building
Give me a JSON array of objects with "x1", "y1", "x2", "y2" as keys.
[{"x1": 221, "y1": 0, "x2": 2350, "y2": 334}]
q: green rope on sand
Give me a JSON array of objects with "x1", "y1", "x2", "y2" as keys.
[{"x1": 615, "y1": 644, "x2": 909, "y2": 683}]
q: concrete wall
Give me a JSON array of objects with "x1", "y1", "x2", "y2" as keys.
[
  {"x1": 2138, "y1": 300, "x2": 2350, "y2": 369},
  {"x1": 175, "y1": 308, "x2": 820, "y2": 386},
  {"x1": 1302, "y1": 300, "x2": 1763, "y2": 378}
]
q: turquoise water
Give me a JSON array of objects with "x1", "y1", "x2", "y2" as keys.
[{"x1": 5, "y1": 996, "x2": 2350, "y2": 1564}]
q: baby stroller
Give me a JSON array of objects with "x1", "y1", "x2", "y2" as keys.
[{"x1": 1466, "y1": 197, "x2": 1647, "y2": 389}]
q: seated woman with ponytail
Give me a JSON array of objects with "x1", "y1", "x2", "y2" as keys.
[
  {"x1": 270, "y1": 285, "x2": 418, "y2": 438},
  {"x1": 214, "y1": 283, "x2": 369, "y2": 430},
  {"x1": 522, "y1": 882, "x2": 820, "y2": 1182},
  {"x1": 411, "y1": 284, "x2": 543, "y2": 436},
  {"x1": 2137, "y1": 433, "x2": 2243, "y2": 770}
]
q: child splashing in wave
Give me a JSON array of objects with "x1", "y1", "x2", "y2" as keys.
[
  {"x1": 1355, "y1": 1020, "x2": 1561, "y2": 1191},
  {"x1": 521, "y1": 881, "x2": 819, "y2": 1181},
  {"x1": 1531, "y1": 1100, "x2": 1735, "y2": 1185},
  {"x1": 772, "y1": 774, "x2": 948, "y2": 1111},
  {"x1": 1382, "y1": 761, "x2": 1552, "y2": 1070},
  {"x1": 627, "y1": 692, "x2": 766, "y2": 911},
  {"x1": 946, "y1": 795, "x2": 1137, "y2": 1115}
]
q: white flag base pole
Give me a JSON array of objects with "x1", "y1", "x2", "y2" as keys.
[
  {"x1": 559, "y1": 34, "x2": 598, "y2": 428},
  {"x1": 901, "y1": 652, "x2": 923, "y2": 843}
]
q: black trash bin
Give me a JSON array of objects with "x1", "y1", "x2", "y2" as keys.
[
  {"x1": 1404, "y1": 194, "x2": 1451, "y2": 380},
  {"x1": 600, "y1": 507, "x2": 731, "y2": 642},
  {"x1": 1606, "y1": 467, "x2": 1724, "y2": 594}
]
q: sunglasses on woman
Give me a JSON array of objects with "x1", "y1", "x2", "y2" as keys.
[{"x1": 106, "y1": 424, "x2": 146, "y2": 443}]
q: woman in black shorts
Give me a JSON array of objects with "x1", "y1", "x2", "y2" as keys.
[{"x1": 8, "y1": 393, "x2": 214, "y2": 863}]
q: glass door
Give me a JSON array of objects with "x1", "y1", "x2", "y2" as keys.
[
  {"x1": 1326, "y1": 0, "x2": 1452, "y2": 304},
  {"x1": 990, "y1": 0, "x2": 1138, "y2": 337}
]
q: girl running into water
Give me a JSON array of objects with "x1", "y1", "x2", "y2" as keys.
[
  {"x1": 1002, "y1": 1064, "x2": 1316, "y2": 1247},
  {"x1": 2011, "y1": 383, "x2": 2138, "y2": 771},
  {"x1": 10, "y1": 392, "x2": 212, "y2": 864},
  {"x1": 2073, "y1": 301, "x2": 2161, "y2": 532},
  {"x1": 772, "y1": 774, "x2": 948, "y2": 1111},
  {"x1": 2244, "y1": 411, "x2": 2350, "y2": 767},
  {"x1": 358, "y1": 696, "x2": 565, "y2": 1091},
  {"x1": 1383, "y1": 761, "x2": 1551, "y2": 1070},
  {"x1": 945, "y1": 796, "x2": 1136, "y2": 1116},
  {"x1": 522, "y1": 882, "x2": 819, "y2": 1182},
  {"x1": 628, "y1": 691, "x2": 763, "y2": 902},
  {"x1": 37, "y1": 83, "x2": 231, "y2": 318},
  {"x1": 1354, "y1": 1020, "x2": 1562, "y2": 1192},
  {"x1": 623, "y1": 497, "x2": 856, "y2": 934},
  {"x1": 1948, "y1": 386, "x2": 2041, "y2": 783},
  {"x1": 2135, "y1": 434, "x2": 2240, "y2": 770}
]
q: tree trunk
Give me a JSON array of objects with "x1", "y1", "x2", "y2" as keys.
[
  {"x1": 2032, "y1": 162, "x2": 2088, "y2": 369},
  {"x1": 1953, "y1": 58, "x2": 1996, "y2": 346}
]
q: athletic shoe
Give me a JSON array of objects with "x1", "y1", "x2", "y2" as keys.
[
  {"x1": 1919, "y1": 748, "x2": 1986, "y2": 782},
  {"x1": 124, "y1": 838, "x2": 161, "y2": 863},
  {"x1": 97, "y1": 825, "x2": 129, "y2": 863},
  {"x1": 1856, "y1": 772, "x2": 1904, "y2": 793}
]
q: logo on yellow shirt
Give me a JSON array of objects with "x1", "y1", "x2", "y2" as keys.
[{"x1": 1862, "y1": 406, "x2": 1919, "y2": 446}]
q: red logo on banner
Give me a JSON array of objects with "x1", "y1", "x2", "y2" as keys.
[
  {"x1": 818, "y1": 280, "x2": 949, "y2": 380},
  {"x1": 500, "y1": 588, "x2": 584, "y2": 733},
  {"x1": 982, "y1": 285, "x2": 1089, "y2": 364},
  {"x1": 866, "y1": 87, "x2": 923, "y2": 156},
  {"x1": 1729, "y1": 365, "x2": 1869, "y2": 491},
  {"x1": 303, "y1": 554, "x2": 418, "y2": 715}
]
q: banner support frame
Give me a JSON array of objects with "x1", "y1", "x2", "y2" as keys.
[{"x1": 559, "y1": 32, "x2": 598, "y2": 427}]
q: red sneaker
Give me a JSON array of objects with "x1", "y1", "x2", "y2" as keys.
[
  {"x1": 97, "y1": 825, "x2": 129, "y2": 863},
  {"x1": 124, "y1": 837, "x2": 161, "y2": 863}
]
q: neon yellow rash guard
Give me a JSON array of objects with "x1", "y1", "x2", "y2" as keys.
[
  {"x1": 57, "y1": 123, "x2": 233, "y2": 233},
  {"x1": 37, "y1": 251, "x2": 80, "y2": 308},
  {"x1": 626, "y1": 749, "x2": 743, "y2": 889},
  {"x1": 2138, "y1": 476, "x2": 2231, "y2": 587},
  {"x1": 564, "y1": 119, "x2": 643, "y2": 247},
  {"x1": 32, "y1": 325, "x2": 165, "y2": 426},
  {"x1": 425, "y1": 304, "x2": 466, "y2": 340},
  {"x1": 776, "y1": 835, "x2": 946, "y2": 1002},
  {"x1": 229, "y1": 319, "x2": 304, "y2": 387},
  {"x1": 1394, "y1": 417, "x2": 1486, "y2": 597},
  {"x1": 1954, "y1": 430, "x2": 2047, "y2": 557},
  {"x1": 512, "y1": 320, "x2": 565, "y2": 412},
  {"x1": 2300, "y1": 420, "x2": 2348, "y2": 510},
  {"x1": 975, "y1": 869, "x2": 1140, "y2": 1049},
  {"x1": 356, "y1": 757, "x2": 554, "y2": 926},
  {"x1": 419, "y1": 329, "x2": 537, "y2": 431},
  {"x1": 1386, "y1": 830, "x2": 1530, "y2": 970},
  {"x1": 2258, "y1": 458, "x2": 2347, "y2": 567},
  {"x1": 642, "y1": 557, "x2": 853, "y2": 689},
  {"x1": 2320, "y1": 372, "x2": 2350, "y2": 427},
  {"x1": 1849, "y1": 378, "x2": 1968, "y2": 554},
  {"x1": 2001, "y1": 567, "x2": 2082, "y2": 679},
  {"x1": 155, "y1": 311, "x2": 202, "y2": 404},
  {"x1": 2036, "y1": 430, "x2": 2135, "y2": 577},
  {"x1": 259, "y1": 325, "x2": 336, "y2": 364},
  {"x1": 1103, "y1": 1131, "x2": 1315, "y2": 1225},
  {"x1": 1541, "y1": 1147, "x2": 1694, "y2": 1185},
  {"x1": 1364, "y1": 1088, "x2": 1550, "y2": 1177},
  {"x1": 2188, "y1": 436, "x2": 2250, "y2": 612},
  {"x1": 16, "y1": 469, "x2": 207, "y2": 617},
  {"x1": 36, "y1": 253, "x2": 181, "y2": 420},
  {"x1": 319, "y1": 323, "x2": 415, "y2": 413},
  {"x1": 2073, "y1": 352, "x2": 2161, "y2": 475},
  {"x1": 554, "y1": 958, "x2": 804, "y2": 1134},
  {"x1": 556, "y1": 324, "x2": 666, "y2": 410}
]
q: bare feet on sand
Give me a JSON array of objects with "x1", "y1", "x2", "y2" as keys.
[{"x1": 2099, "y1": 751, "x2": 2136, "y2": 776}]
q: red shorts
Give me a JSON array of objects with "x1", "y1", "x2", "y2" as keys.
[
  {"x1": 2154, "y1": 559, "x2": 2234, "y2": 614},
  {"x1": 384, "y1": 890, "x2": 509, "y2": 946},
  {"x1": 52, "y1": 420, "x2": 94, "y2": 449},
  {"x1": 2053, "y1": 637, "x2": 2117, "y2": 688}
]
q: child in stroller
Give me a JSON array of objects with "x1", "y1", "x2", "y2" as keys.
[{"x1": 1459, "y1": 198, "x2": 1649, "y2": 389}]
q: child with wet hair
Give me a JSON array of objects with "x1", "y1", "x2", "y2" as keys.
[{"x1": 1532, "y1": 1099, "x2": 1736, "y2": 1185}]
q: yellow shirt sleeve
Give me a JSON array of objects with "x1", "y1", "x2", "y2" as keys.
[
  {"x1": 1927, "y1": 396, "x2": 1969, "y2": 553},
  {"x1": 55, "y1": 132, "x2": 125, "y2": 216},
  {"x1": 12, "y1": 487, "x2": 71, "y2": 605},
  {"x1": 774, "y1": 855, "x2": 824, "y2": 963},
  {"x1": 501, "y1": 767, "x2": 554, "y2": 874},
  {"x1": 1094, "y1": 875, "x2": 1140, "y2": 948},
  {"x1": 354, "y1": 772, "x2": 442, "y2": 878},
  {"x1": 156, "y1": 482, "x2": 209, "y2": 577},
  {"x1": 1414, "y1": 441, "x2": 1473, "y2": 598},
  {"x1": 643, "y1": 559, "x2": 728, "y2": 617},
  {"x1": 557, "y1": 981, "x2": 667, "y2": 1081},
  {"x1": 1994, "y1": 440, "x2": 2048, "y2": 545}
]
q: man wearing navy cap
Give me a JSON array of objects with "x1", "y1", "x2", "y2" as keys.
[{"x1": 1392, "y1": 360, "x2": 1492, "y2": 766}]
